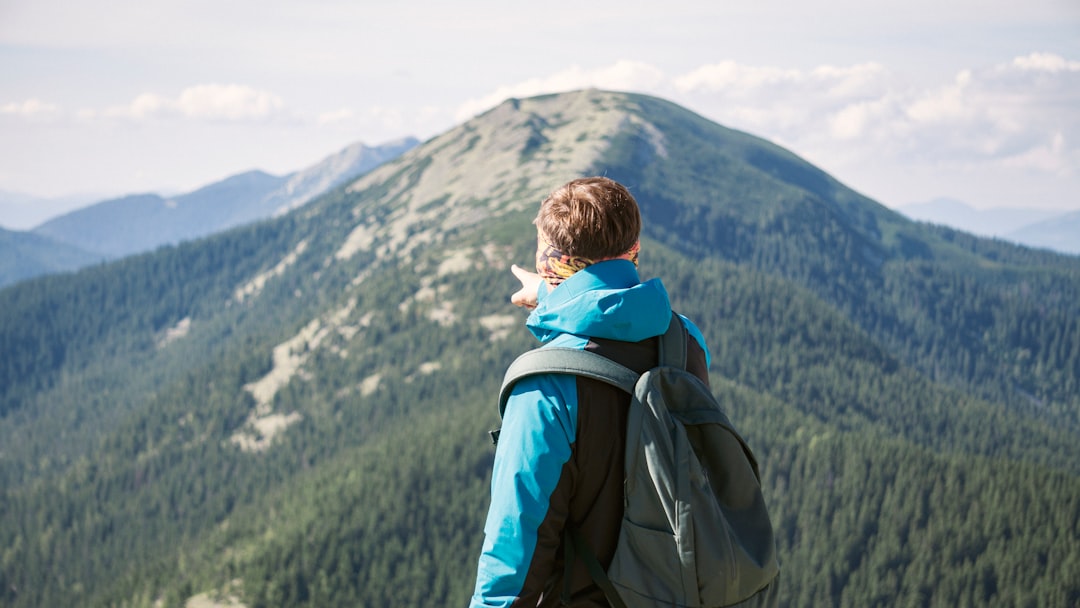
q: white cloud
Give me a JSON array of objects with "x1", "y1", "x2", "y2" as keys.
[
  {"x1": 1, "y1": 98, "x2": 61, "y2": 119},
  {"x1": 674, "y1": 61, "x2": 802, "y2": 93},
  {"x1": 895, "y1": 54, "x2": 1079, "y2": 167},
  {"x1": 125, "y1": 92, "x2": 170, "y2": 119},
  {"x1": 95, "y1": 84, "x2": 292, "y2": 123},
  {"x1": 674, "y1": 61, "x2": 889, "y2": 99},
  {"x1": 904, "y1": 71, "x2": 971, "y2": 124},
  {"x1": 455, "y1": 61, "x2": 666, "y2": 122},
  {"x1": 1011, "y1": 53, "x2": 1080, "y2": 72},
  {"x1": 999, "y1": 131, "x2": 1070, "y2": 173},
  {"x1": 828, "y1": 98, "x2": 895, "y2": 140},
  {"x1": 177, "y1": 84, "x2": 286, "y2": 121},
  {"x1": 667, "y1": 60, "x2": 902, "y2": 147}
]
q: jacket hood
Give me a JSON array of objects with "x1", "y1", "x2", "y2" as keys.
[{"x1": 526, "y1": 259, "x2": 672, "y2": 343}]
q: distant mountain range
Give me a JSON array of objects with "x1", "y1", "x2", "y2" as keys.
[
  {"x1": 33, "y1": 173, "x2": 288, "y2": 259},
  {"x1": 0, "y1": 190, "x2": 105, "y2": 231},
  {"x1": 0, "y1": 137, "x2": 418, "y2": 288},
  {"x1": 898, "y1": 197, "x2": 1078, "y2": 255},
  {"x1": 1008, "y1": 209, "x2": 1080, "y2": 255}
]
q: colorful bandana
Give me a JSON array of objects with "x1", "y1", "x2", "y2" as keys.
[{"x1": 535, "y1": 235, "x2": 640, "y2": 287}]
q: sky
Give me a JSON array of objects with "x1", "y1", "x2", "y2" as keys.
[{"x1": 2, "y1": 0, "x2": 1079, "y2": 224}]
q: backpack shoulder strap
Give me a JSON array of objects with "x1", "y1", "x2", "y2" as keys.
[
  {"x1": 497, "y1": 347, "x2": 638, "y2": 419},
  {"x1": 658, "y1": 313, "x2": 687, "y2": 370},
  {"x1": 498, "y1": 313, "x2": 689, "y2": 418}
]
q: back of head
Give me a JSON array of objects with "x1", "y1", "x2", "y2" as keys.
[{"x1": 536, "y1": 177, "x2": 641, "y2": 260}]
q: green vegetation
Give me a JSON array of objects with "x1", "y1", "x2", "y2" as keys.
[{"x1": 1, "y1": 90, "x2": 1077, "y2": 607}]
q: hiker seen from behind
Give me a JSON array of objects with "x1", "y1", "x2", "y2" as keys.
[{"x1": 469, "y1": 177, "x2": 780, "y2": 607}]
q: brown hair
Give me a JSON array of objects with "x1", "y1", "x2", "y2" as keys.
[{"x1": 535, "y1": 177, "x2": 641, "y2": 259}]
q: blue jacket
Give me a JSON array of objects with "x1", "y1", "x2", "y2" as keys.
[{"x1": 470, "y1": 260, "x2": 710, "y2": 607}]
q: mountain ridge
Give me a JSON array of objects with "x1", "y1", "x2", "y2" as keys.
[
  {"x1": 1007, "y1": 208, "x2": 1080, "y2": 255},
  {"x1": 0, "y1": 190, "x2": 106, "y2": 231},
  {"x1": 899, "y1": 197, "x2": 1079, "y2": 255},
  {"x1": 33, "y1": 172, "x2": 287, "y2": 257}
]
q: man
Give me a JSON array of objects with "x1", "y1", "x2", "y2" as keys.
[{"x1": 470, "y1": 177, "x2": 712, "y2": 607}]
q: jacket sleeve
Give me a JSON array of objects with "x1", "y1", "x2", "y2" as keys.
[{"x1": 470, "y1": 373, "x2": 578, "y2": 607}]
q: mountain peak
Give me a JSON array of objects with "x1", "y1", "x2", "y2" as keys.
[
  {"x1": 322, "y1": 90, "x2": 643, "y2": 264},
  {"x1": 338, "y1": 91, "x2": 663, "y2": 245}
]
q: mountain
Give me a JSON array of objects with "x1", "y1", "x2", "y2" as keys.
[
  {"x1": 1007, "y1": 209, "x2": 1080, "y2": 255},
  {"x1": 0, "y1": 189, "x2": 105, "y2": 231},
  {"x1": 898, "y1": 197, "x2": 1078, "y2": 256},
  {"x1": 897, "y1": 197, "x2": 1061, "y2": 238},
  {"x1": 33, "y1": 174, "x2": 286, "y2": 258},
  {"x1": 258, "y1": 137, "x2": 420, "y2": 219},
  {"x1": 0, "y1": 226, "x2": 102, "y2": 287},
  {"x1": 1, "y1": 90, "x2": 1078, "y2": 608},
  {"x1": 31, "y1": 137, "x2": 419, "y2": 260}
]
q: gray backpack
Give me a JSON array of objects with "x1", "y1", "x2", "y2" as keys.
[{"x1": 498, "y1": 314, "x2": 780, "y2": 608}]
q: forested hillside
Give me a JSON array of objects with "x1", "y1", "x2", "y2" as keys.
[{"x1": 1, "y1": 90, "x2": 1077, "y2": 608}]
